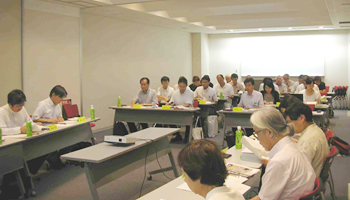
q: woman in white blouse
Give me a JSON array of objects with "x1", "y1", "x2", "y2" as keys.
[
  {"x1": 178, "y1": 139, "x2": 245, "y2": 200},
  {"x1": 300, "y1": 77, "x2": 321, "y2": 103},
  {"x1": 249, "y1": 107, "x2": 316, "y2": 200}
]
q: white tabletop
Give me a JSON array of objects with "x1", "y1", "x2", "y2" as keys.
[
  {"x1": 312, "y1": 111, "x2": 325, "y2": 116},
  {"x1": 0, "y1": 138, "x2": 25, "y2": 148},
  {"x1": 61, "y1": 128, "x2": 179, "y2": 163},
  {"x1": 109, "y1": 106, "x2": 200, "y2": 112}
]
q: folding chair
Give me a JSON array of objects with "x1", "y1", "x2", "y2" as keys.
[
  {"x1": 320, "y1": 146, "x2": 338, "y2": 200},
  {"x1": 326, "y1": 130, "x2": 335, "y2": 146},
  {"x1": 299, "y1": 177, "x2": 324, "y2": 200}
]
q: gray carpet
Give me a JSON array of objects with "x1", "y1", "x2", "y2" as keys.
[{"x1": 25, "y1": 111, "x2": 349, "y2": 200}]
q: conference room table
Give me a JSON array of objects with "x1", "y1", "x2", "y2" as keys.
[
  {"x1": 61, "y1": 128, "x2": 180, "y2": 200},
  {"x1": 3, "y1": 118, "x2": 100, "y2": 195},
  {"x1": 137, "y1": 144, "x2": 262, "y2": 200},
  {"x1": 109, "y1": 106, "x2": 199, "y2": 141}
]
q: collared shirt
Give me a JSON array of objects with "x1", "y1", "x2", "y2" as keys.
[
  {"x1": 298, "y1": 123, "x2": 330, "y2": 176},
  {"x1": 291, "y1": 82, "x2": 300, "y2": 93},
  {"x1": 295, "y1": 84, "x2": 319, "y2": 94},
  {"x1": 133, "y1": 89, "x2": 158, "y2": 104},
  {"x1": 214, "y1": 83, "x2": 234, "y2": 98},
  {"x1": 238, "y1": 90, "x2": 264, "y2": 108},
  {"x1": 300, "y1": 89, "x2": 321, "y2": 102},
  {"x1": 170, "y1": 88, "x2": 194, "y2": 106},
  {"x1": 32, "y1": 97, "x2": 62, "y2": 120},
  {"x1": 276, "y1": 83, "x2": 288, "y2": 93},
  {"x1": 0, "y1": 104, "x2": 32, "y2": 136},
  {"x1": 194, "y1": 86, "x2": 218, "y2": 102},
  {"x1": 259, "y1": 83, "x2": 279, "y2": 92},
  {"x1": 284, "y1": 80, "x2": 295, "y2": 88},
  {"x1": 231, "y1": 82, "x2": 245, "y2": 94},
  {"x1": 259, "y1": 137, "x2": 316, "y2": 200},
  {"x1": 157, "y1": 86, "x2": 174, "y2": 102},
  {"x1": 173, "y1": 84, "x2": 190, "y2": 91},
  {"x1": 206, "y1": 186, "x2": 245, "y2": 200}
]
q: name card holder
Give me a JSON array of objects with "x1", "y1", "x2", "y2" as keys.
[
  {"x1": 78, "y1": 117, "x2": 86, "y2": 123},
  {"x1": 233, "y1": 107, "x2": 243, "y2": 112},
  {"x1": 49, "y1": 124, "x2": 58, "y2": 131}
]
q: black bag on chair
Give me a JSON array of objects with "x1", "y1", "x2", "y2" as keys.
[{"x1": 113, "y1": 122, "x2": 128, "y2": 136}]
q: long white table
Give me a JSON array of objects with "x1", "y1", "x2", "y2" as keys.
[
  {"x1": 137, "y1": 144, "x2": 262, "y2": 200},
  {"x1": 61, "y1": 128, "x2": 180, "y2": 200}
]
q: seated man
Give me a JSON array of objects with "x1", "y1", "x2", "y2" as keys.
[
  {"x1": 275, "y1": 75, "x2": 288, "y2": 94},
  {"x1": 285, "y1": 102, "x2": 330, "y2": 176},
  {"x1": 314, "y1": 76, "x2": 326, "y2": 92},
  {"x1": 225, "y1": 74, "x2": 232, "y2": 84},
  {"x1": 157, "y1": 76, "x2": 174, "y2": 104},
  {"x1": 238, "y1": 78, "x2": 264, "y2": 110},
  {"x1": 214, "y1": 74, "x2": 234, "y2": 99},
  {"x1": 189, "y1": 76, "x2": 201, "y2": 91},
  {"x1": 283, "y1": 74, "x2": 294, "y2": 92},
  {"x1": 295, "y1": 75, "x2": 319, "y2": 94},
  {"x1": 168, "y1": 77, "x2": 194, "y2": 143},
  {"x1": 178, "y1": 139, "x2": 245, "y2": 200},
  {"x1": 291, "y1": 74, "x2": 305, "y2": 93},
  {"x1": 299, "y1": 77, "x2": 321, "y2": 104},
  {"x1": 230, "y1": 73, "x2": 245, "y2": 94},
  {"x1": 130, "y1": 77, "x2": 158, "y2": 131}
]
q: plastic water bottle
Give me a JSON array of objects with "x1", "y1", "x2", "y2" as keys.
[
  {"x1": 0, "y1": 128, "x2": 2, "y2": 145},
  {"x1": 26, "y1": 122, "x2": 32, "y2": 137},
  {"x1": 220, "y1": 92, "x2": 224, "y2": 99},
  {"x1": 117, "y1": 96, "x2": 121, "y2": 107},
  {"x1": 235, "y1": 126, "x2": 242, "y2": 149},
  {"x1": 90, "y1": 105, "x2": 95, "y2": 120}
]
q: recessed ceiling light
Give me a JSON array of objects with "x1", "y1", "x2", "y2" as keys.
[
  {"x1": 258, "y1": 29, "x2": 262, "y2": 31},
  {"x1": 319, "y1": 26, "x2": 324, "y2": 29},
  {"x1": 288, "y1": 27, "x2": 292, "y2": 30}
]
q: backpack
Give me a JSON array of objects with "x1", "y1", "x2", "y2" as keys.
[
  {"x1": 113, "y1": 122, "x2": 129, "y2": 136},
  {"x1": 331, "y1": 136, "x2": 350, "y2": 155}
]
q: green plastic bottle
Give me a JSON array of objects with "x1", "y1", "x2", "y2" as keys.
[
  {"x1": 26, "y1": 122, "x2": 32, "y2": 137},
  {"x1": 235, "y1": 126, "x2": 242, "y2": 149},
  {"x1": 90, "y1": 105, "x2": 95, "y2": 120},
  {"x1": 220, "y1": 92, "x2": 224, "y2": 99},
  {"x1": 117, "y1": 96, "x2": 121, "y2": 107},
  {"x1": 0, "y1": 128, "x2": 2, "y2": 145}
]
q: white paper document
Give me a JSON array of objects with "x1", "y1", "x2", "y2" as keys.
[
  {"x1": 241, "y1": 136, "x2": 269, "y2": 159},
  {"x1": 226, "y1": 163, "x2": 260, "y2": 177}
]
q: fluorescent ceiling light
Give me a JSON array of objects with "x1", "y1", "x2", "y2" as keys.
[
  {"x1": 319, "y1": 26, "x2": 324, "y2": 29},
  {"x1": 258, "y1": 29, "x2": 262, "y2": 31}
]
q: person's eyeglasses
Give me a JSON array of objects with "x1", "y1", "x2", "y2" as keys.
[{"x1": 252, "y1": 129, "x2": 266, "y2": 139}]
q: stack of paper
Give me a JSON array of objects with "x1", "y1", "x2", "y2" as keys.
[{"x1": 241, "y1": 136, "x2": 269, "y2": 159}]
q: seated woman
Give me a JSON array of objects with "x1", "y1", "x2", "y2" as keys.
[
  {"x1": 178, "y1": 139, "x2": 245, "y2": 200},
  {"x1": 261, "y1": 80, "x2": 280, "y2": 105},
  {"x1": 300, "y1": 77, "x2": 321, "y2": 104},
  {"x1": 249, "y1": 107, "x2": 316, "y2": 200},
  {"x1": 258, "y1": 77, "x2": 279, "y2": 92}
]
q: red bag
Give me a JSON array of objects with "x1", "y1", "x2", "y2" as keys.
[{"x1": 331, "y1": 136, "x2": 350, "y2": 155}]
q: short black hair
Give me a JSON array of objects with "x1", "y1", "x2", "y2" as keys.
[
  {"x1": 192, "y1": 76, "x2": 200, "y2": 82},
  {"x1": 264, "y1": 80, "x2": 276, "y2": 93},
  {"x1": 178, "y1": 139, "x2": 228, "y2": 186},
  {"x1": 161, "y1": 76, "x2": 169, "y2": 83},
  {"x1": 262, "y1": 77, "x2": 273, "y2": 84},
  {"x1": 8, "y1": 89, "x2": 26, "y2": 106},
  {"x1": 314, "y1": 76, "x2": 321, "y2": 82},
  {"x1": 305, "y1": 77, "x2": 314, "y2": 85},
  {"x1": 50, "y1": 85, "x2": 67, "y2": 98},
  {"x1": 201, "y1": 75, "x2": 210, "y2": 82},
  {"x1": 244, "y1": 77, "x2": 255, "y2": 85},
  {"x1": 231, "y1": 73, "x2": 238, "y2": 79},
  {"x1": 284, "y1": 102, "x2": 313, "y2": 123},
  {"x1": 140, "y1": 77, "x2": 150, "y2": 84},
  {"x1": 217, "y1": 74, "x2": 224, "y2": 79},
  {"x1": 178, "y1": 77, "x2": 188, "y2": 86},
  {"x1": 280, "y1": 94, "x2": 302, "y2": 110}
]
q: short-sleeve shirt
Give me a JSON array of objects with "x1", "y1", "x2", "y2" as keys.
[
  {"x1": 258, "y1": 137, "x2": 316, "y2": 200},
  {"x1": 300, "y1": 89, "x2": 321, "y2": 102},
  {"x1": 238, "y1": 90, "x2": 264, "y2": 108},
  {"x1": 157, "y1": 86, "x2": 174, "y2": 101},
  {"x1": 32, "y1": 97, "x2": 62, "y2": 120},
  {"x1": 133, "y1": 89, "x2": 158, "y2": 104},
  {"x1": 194, "y1": 86, "x2": 218, "y2": 102},
  {"x1": 291, "y1": 82, "x2": 300, "y2": 93},
  {"x1": 285, "y1": 80, "x2": 295, "y2": 88},
  {"x1": 276, "y1": 83, "x2": 288, "y2": 93},
  {"x1": 170, "y1": 88, "x2": 194, "y2": 106},
  {"x1": 0, "y1": 104, "x2": 32, "y2": 135},
  {"x1": 231, "y1": 82, "x2": 245, "y2": 94},
  {"x1": 296, "y1": 84, "x2": 319, "y2": 94},
  {"x1": 214, "y1": 83, "x2": 234, "y2": 98}
]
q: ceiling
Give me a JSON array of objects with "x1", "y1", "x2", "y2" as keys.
[{"x1": 41, "y1": 0, "x2": 350, "y2": 33}]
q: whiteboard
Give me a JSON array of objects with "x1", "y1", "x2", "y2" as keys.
[{"x1": 240, "y1": 35, "x2": 325, "y2": 77}]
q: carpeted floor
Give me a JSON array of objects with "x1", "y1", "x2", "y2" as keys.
[{"x1": 19, "y1": 110, "x2": 350, "y2": 199}]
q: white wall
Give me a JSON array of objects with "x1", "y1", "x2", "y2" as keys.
[
  {"x1": 201, "y1": 33, "x2": 210, "y2": 76},
  {"x1": 22, "y1": 0, "x2": 81, "y2": 115},
  {"x1": 0, "y1": 0, "x2": 22, "y2": 105},
  {"x1": 209, "y1": 30, "x2": 349, "y2": 87},
  {"x1": 192, "y1": 33, "x2": 201, "y2": 77},
  {"x1": 82, "y1": 12, "x2": 192, "y2": 130}
]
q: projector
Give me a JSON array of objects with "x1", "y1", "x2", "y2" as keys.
[{"x1": 104, "y1": 135, "x2": 137, "y2": 145}]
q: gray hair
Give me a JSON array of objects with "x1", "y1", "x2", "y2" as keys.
[
  {"x1": 275, "y1": 75, "x2": 282, "y2": 81},
  {"x1": 250, "y1": 107, "x2": 294, "y2": 139},
  {"x1": 283, "y1": 74, "x2": 290, "y2": 79},
  {"x1": 225, "y1": 74, "x2": 231, "y2": 78}
]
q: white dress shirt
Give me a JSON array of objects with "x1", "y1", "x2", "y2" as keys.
[
  {"x1": 299, "y1": 89, "x2": 321, "y2": 102},
  {"x1": 291, "y1": 82, "x2": 300, "y2": 93},
  {"x1": 276, "y1": 83, "x2": 288, "y2": 93},
  {"x1": 238, "y1": 90, "x2": 264, "y2": 108},
  {"x1": 32, "y1": 97, "x2": 62, "y2": 120},
  {"x1": 173, "y1": 84, "x2": 190, "y2": 91},
  {"x1": 170, "y1": 88, "x2": 194, "y2": 106},
  {"x1": 133, "y1": 89, "x2": 158, "y2": 104},
  {"x1": 157, "y1": 86, "x2": 174, "y2": 102},
  {"x1": 194, "y1": 86, "x2": 218, "y2": 102},
  {"x1": 230, "y1": 82, "x2": 245, "y2": 94},
  {"x1": 214, "y1": 83, "x2": 234, "y2": 98},
  {"x1": 259, "y1": 83, "x2": 279, "y2": 92},
  {"x1": 206, "y1": 186, "x2": 245, "y2": 200},
  {"x1": 259, "y1": 136, "x2": 316, "y2": 200},
  {"x1": 0, "y1": 104, "x2": 32, "y2": 136},
  {"x1": 298, "y1": 123, "x2": 330, "y2": 176}
]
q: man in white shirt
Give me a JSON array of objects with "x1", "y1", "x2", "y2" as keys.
[
  {"x1": 285, "y1": 102, "x2": 329, "y2": 176},
  {"x1": 32, "y1": 85, "x2": 67, "y2": 124},
  {"x1": 169, "y1": 77, "x2": 194, "y2": 143},
  {"x1": 0, "y1": 90, "x2": 32, "y2": 135},
  {"x1": 214, "y1": 74, "x2": 234, "y2": 99},
  {"x1": 238, "y1": 78, "x2": 264, "y2": 110},
  {"x1": 275, "y1": 75, "x2": 288, "y2": 94},
  {"x1": 157, "y1": 76, "x2": 174, "y2": 103},
  {"x1": 225, "y1": 74, "x2": 232, "y2": 84},
  {"x1": 291, "y1": 74, "x2": 305, "y2": 93},
  {"x1": 230, "y1": 73, "x2": 245, "y2": 94},
  {"x1": 283, "y1": 74, "x2": 294, "y2": 92}
]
